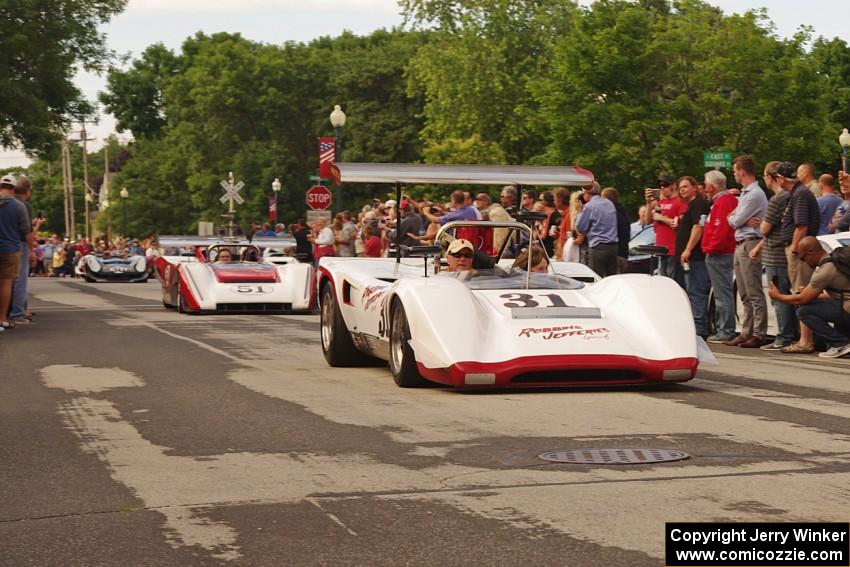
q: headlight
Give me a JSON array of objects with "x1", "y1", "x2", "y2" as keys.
[{"x1": 86, "y1": 256, "x2": 102, "y2": 272}]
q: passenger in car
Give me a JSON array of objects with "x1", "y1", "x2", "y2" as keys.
[
  {"x1": 216, "y1": 249, "x2": 233, "y2": 263},
  {"x1": 512, "y1": 245, "x2": 549, "y2": 273}
]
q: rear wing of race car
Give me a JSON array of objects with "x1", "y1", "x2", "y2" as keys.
[
  {"x1": 157, "y1": 236, "x2": 296, "y2": 250},
  {"x1": 330, "y1": 162, "x2": 596, "y2": 263}
]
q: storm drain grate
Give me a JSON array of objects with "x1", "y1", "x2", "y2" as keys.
[{"x1": 538, "y1": 448, "x2": 689, "y2": 465}]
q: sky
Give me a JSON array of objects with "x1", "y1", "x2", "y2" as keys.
[{"x1": 3, "y1": 0, "x2": 848, "y2": 168}]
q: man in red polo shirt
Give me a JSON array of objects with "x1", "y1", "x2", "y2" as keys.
[
  {"x1": 644, "y1": 174, "x2": 688, "y2": 286},
  {"x1": 701, "y1": 170, "x2": 739, "y2": 343}
]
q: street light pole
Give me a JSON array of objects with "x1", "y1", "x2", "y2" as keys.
[
  {"x1": 120, "y1": 187, "x2": 129, "y2": 237},
  {"x1": 329, "y1": 104, "x2": 346, "y2": 212},
  {"x1": 272, "y1": 177, "x2": 282, "y2": 227},
  {"x1": 839, "y1": 128, "x2": 850, "y2": 172}
]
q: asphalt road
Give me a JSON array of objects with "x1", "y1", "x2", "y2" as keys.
[{"x1": 2, "y1": 278, "x2": 850, "y2": 566}]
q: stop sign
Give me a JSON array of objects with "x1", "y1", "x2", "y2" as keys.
[{"x1": 306, "y1": 185, "x2": 332, "y2": 210}]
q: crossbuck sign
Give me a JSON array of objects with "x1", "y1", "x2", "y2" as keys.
[{"x1": 220, "y1": 172, "x2": 245, "y2": 211}]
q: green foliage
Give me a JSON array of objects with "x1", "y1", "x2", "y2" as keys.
[
  {"x1": 100, "y1": 44, "x2": 180, "y2": 138},
  {"x1": 404, "y1": 0, "x2": 578, "y2": 164},
  {"x1": 533, "y1": 0, "x2": 839, "y2": 211},
  {"x1": 0, "y1": 0, "x2": 127, "y2": 155},
  {"x1": 422, "y1": 134, "x2": 507, "y2": 164},
  {"x1": 95, "y1": 30, "x2": 426, "y2": 235},
  {"x1": 22, "y1": 0, "x2": 850, "y2": 234}
]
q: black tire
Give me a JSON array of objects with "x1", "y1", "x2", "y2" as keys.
[
  {"x1": 320, "y1": 282, "x2": 375, "y2": 366},
  {"x1": 177, "y1": 281, "x2": 188, "y2": 314},
  {"x1": 388, "y1": 299, "x2": 429, "y2": 388}
]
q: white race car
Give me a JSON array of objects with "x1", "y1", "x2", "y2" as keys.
[
  {"x1": 318, "y1": 163, "x2": 703, "y2": 388},
  {"x1": 154, "y1": 236, "x2": 314, "y2": 314},
  {"x1": 818, "y1": 230, "x2": 850, "y2": 253}
]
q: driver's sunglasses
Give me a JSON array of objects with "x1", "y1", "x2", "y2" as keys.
[{"x1": 449, "y1": 251, "x2": 473, "y2": 258}]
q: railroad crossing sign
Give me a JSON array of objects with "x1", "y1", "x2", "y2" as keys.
[
  {"x1": 306, "y1": 185, "x2": 332, "y2": 210},
  {"x1": 219, "y1": 172, "x2": 245, "y2": 211}
]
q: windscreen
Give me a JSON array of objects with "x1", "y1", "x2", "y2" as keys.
[{"x1": 449, "y1": 268, "x2": 585, "y2": 290}]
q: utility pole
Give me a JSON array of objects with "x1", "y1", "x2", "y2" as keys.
[
  {"x1": 79, "y1": 122, "x2": 95, "y2": 240},
  {"x1": 61, "y1": 139, "x2": 70, "y2": 237},
  {"x1": 61, "y1": 139, "x2": 77, "y2": 238},
  {"x1": 102, "y1": 143, "x2": 109, "y2": 234}
]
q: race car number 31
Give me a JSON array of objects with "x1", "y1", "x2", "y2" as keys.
[
  {"x1": 230, "y1": 285, "x2": 273, "y2": 294},
  {"x1": 499, "y1": 293, "x2": 570, "y2": 308}
]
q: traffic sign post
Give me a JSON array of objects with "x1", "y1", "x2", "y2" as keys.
[
  {"x1": 703, "y1": 151, "x2": 732, "y2": 169},
  {"x1": 306, "y1": 185, "x2": 333, "y2": 210}
]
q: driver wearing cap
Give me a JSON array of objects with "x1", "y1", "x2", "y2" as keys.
[{"x1": 444, "y1": 239, "x2": 475, "y2": 272}]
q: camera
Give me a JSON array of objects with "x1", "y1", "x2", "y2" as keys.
[{"x1": 36, "y1": 210, "x2": 44, "y2": 219}]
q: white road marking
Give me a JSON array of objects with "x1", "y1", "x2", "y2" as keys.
[
  {"x1": 307, "y1": 498, "x2": 358, "y2": 537},
  {"x1": 41, "y1": 364, "x2": 145, "y2": 393}
]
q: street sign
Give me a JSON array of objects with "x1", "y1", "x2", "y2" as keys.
[
  {"x1": 306, "y1": 185, "x2": 332, "y2": 210},
  {"x1": 703, "y1": 151, "x2": 732, "y2": 169}
]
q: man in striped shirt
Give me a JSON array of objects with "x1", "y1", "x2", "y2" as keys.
[{"x1": 749, "y1": 161, "x2": 795, "y2": 350}]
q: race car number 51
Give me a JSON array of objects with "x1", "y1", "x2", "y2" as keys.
[{"x1": 230, "y1": 285, "x2": 272, "y2": 294}]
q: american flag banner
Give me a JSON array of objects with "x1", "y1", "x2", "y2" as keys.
[
  {"x1": 268, "y1": 196, "x2": 277, "y2": 222},
  {"x1": 318, "y1": 137, "x2": 336, "y2": 180}
]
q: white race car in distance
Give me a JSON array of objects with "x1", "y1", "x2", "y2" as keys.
[
  {"x1": 154, "y1": 236, "x2": 314, "y2": 314},
  {"x1": 318, "y1": 163, "x2": 702, "y2": 388}
]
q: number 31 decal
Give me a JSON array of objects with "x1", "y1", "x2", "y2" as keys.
[{"x1": 499, "y1": 293, "x2": 569, "y2": 308}]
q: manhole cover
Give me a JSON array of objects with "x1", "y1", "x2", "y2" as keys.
[{"x1": 538, "y1": 448, "x2": 689, "y2": 465}]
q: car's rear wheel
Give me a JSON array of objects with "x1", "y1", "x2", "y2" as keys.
[
  {"x1": 389, "y1": 299, "x2": 429, "y2": 388},
  {"x1": 320, "y1": 282, "x2": 375, "y2": 366}
]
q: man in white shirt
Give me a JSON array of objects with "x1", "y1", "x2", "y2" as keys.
[{"x1": 313, "y1": 218, "x2": 335, "y2": 261}]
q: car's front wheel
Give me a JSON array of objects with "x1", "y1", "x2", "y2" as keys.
[
  {"x1": 320, "y1": 283, "x2": 375, "y2": 366},
  {"x1": 389, "y1": 299, "x2": 429, "y2": 388},
  {"x1": 177, "y1": 281, "x2": 190, "y2": 314}
]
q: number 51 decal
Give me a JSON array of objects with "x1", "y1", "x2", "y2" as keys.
[
  {"x1": 499, "y1": 293, "x2": 570, "y2": 308},
  {"x1": 231, "y1": 285, "x2": 272, "y2": 294}
]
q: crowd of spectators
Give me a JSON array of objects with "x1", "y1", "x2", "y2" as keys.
[{"x1": 4, "y1": 158, "x2": 850, "y2": 357}]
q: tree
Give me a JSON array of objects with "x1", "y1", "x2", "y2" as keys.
[
  {"x1": 99, "y1": 30, "x2": 427, "y2": 234},
  {"x1": 532, "y1": 0, "x2": 836, "y2": 212},
  {"x1": 403, "y1": 0, "x2": 578, "y2": 164},
  {"x1": 0, "y1": 0, "x2": 127, "y2": 155},
  {"x1": 100, "y1": 44, "x2": 180, "y2": 139}
]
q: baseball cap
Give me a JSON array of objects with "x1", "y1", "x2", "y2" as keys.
[
  {"x1": 658, "y1": 174, "x2": 676, "y2": 186},
  {"x1": 582, "y1": 181, "x2": 601, "y2": 195},
  {"x1": 774, "y1": 161, "x2": 797, "y2": 179},
  {"x1": 0, "y1": 174, "x2": 16, "y2": 188},
  {"x1": 447, "y1": 239, "x2": 474, "y2": 255},
  {"x1": 385, "y1": 199, "x2": 397, "y2": 209}
]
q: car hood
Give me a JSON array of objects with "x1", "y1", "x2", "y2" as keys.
[{"x1": 210, "y1": 262, "x2": 280, "y2": 283}]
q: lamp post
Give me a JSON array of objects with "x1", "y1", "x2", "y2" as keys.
[
  {"x1": 120, "y1": 187, "x2": 129, "y2": 237},
  {"x1": 102, "y1": 198, "x2": 111, "y2": 242},
  {"x1": 272, "y1": 177, "x2": 282, "y2": 226},
  {"x1": 329, "y1": 104, "x2": 346, "y2": 212},
  {"x1": 840, "y1": 128, "x2": 850, "y2": 172}
]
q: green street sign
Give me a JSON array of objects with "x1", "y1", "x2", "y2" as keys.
[{"x1": 703, "y1": 151, "x2": 732, "y2": 168}]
